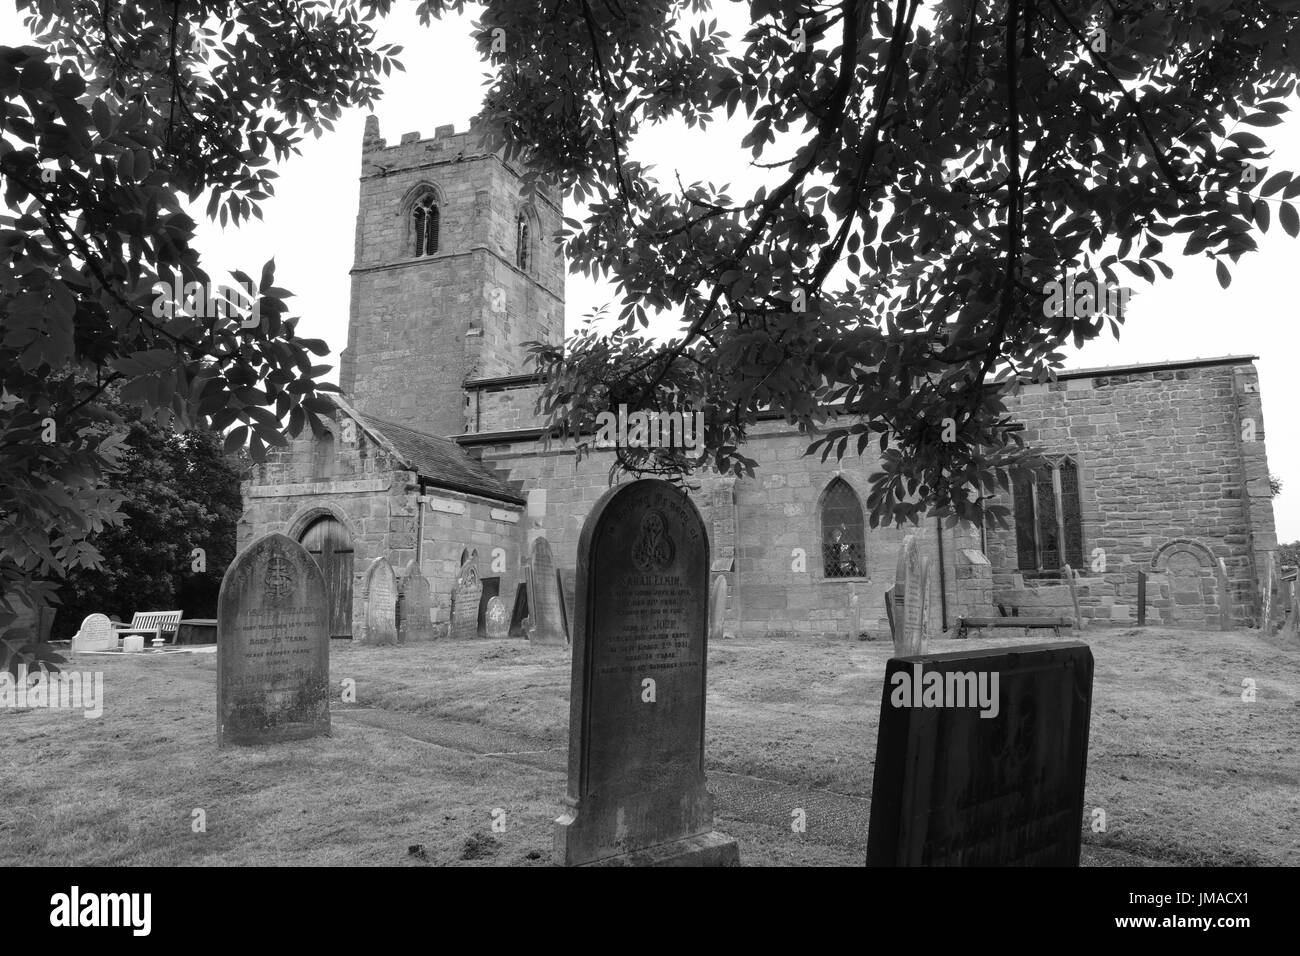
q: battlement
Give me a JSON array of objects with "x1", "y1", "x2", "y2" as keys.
[{"x1": 361, "y1": 115, "x2": 493, "y2": 166}]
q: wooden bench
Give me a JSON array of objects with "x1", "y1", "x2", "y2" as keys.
[
  {"x1": 955, "y1": 615, "x2": 1075, "y2": 640},
  {"x1": 113, "y1": 611, "x2": 183, "y2": 646}
]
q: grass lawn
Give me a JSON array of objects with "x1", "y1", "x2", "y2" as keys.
[{"x1": 2, "y1": 625, "x2": 1296, "y2": 866}]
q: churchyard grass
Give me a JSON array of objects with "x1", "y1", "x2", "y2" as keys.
[{"x1": 1, "y1": 626, "x2": 1295, "y2": 866}]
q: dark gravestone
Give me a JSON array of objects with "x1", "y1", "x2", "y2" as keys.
[
  {"x1": 866, "y1": 642, "x2": 1093, "y2": 866},
  {"x1": 558, "y1": 567, "x2": 576, "y2": 644},
  {"x1": 555, "y1": 479, "x2": 738, "y2": 867},
  {"x1": 450, "y1": 552, "x2": 482, "y2": 640},
  {"x1": 526, "y1": 537, "x2": 565, "y2": 646},
  {"x1": 361, "y1": 556, "x2": 397, "y2": 645},
  {"x1": 398, "y1": 559, "x2": 435, "y2": 643},
  {"x1": 217, "y1": 533, "x2": 330, "y2": 746}
]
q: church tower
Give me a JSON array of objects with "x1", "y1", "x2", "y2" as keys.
[{"x1": 339, "y1": 116, "x2": 565, "y2": 436}]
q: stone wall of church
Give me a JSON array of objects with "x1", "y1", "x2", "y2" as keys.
[
  {"x1": 475, "y1": 422, "x2": 987, "y2": 641},
  {"x1": 992, "y1": 358, "x2": 1275, "y2": 626}
]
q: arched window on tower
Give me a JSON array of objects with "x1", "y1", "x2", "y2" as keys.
[
  {"x1": 413, "y1": 194, "x2": 440, "y2": 257},
  {"x1": 516, "y1": 213, "x2": 530, "y2": 272},
  {"x1": 820, "y1": 478, "x2": 866, "y2": 578}
]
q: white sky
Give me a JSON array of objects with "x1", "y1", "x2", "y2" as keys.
[{"x1": 5, "y1": 4, "x2": 1297, "y2": 540}]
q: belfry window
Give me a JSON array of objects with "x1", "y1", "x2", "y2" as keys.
[
  {"x1": 821, "y1": 478, "x2": 866, "y2": 578},
  {"x1": 516, "y1": 213, "x2": 530, "y2": 272},
  {"x1": 413, "y1": 195, "x2": 440, "y2": 257},
  {"x1": 1013, "y1": 456, "x2": 1084, "y2": 575}
]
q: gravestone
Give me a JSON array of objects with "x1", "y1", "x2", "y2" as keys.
[
  {"x1": 866, "y1": 642, "x2": 1094, "y2": 866},
  {"x1": 894, "y1": 536, "x2": 928, "y2": 655},
  {"x1": 217, "y1": 532, "x2": 330, "y2": 746},
  {"x1": 486, "y1": 596, "x2": 509, "y2": 639},
  {"x1": 1062, "y1": 564, "x2": 1083, "y2": 632},
  {"x1": 559, "y1": 567, "x2": 576, "y2": 643},
  {"x1": 1136, "y1": 569, "x2": 1147, "y2": 626},
  {"x1": 555, "y1": 479, "x2": 738, "y2": 867},
  {"x1": 526, "y1": 537, "x2": 565, "y2": 646},
  {"x1": 123, "y1": 635, "x2": 144, "y2": 653},
  {"x1": 1260, "y1": 553, "x2": 1276, "y2": 635},
  {"x1": 71, "y1": 613, "x2": 117, "y2": 653},
  {"x1": 361, "y1": 556, "x2": 397, "y2": 645},
  {"x1": 1215, "y1": 558, "x2": 1232, "y2": 631},
  {"x1": 397, "y1": 560, "x2": 435, "y2": 643},
  {"x1": 450, "y1": 552, "x2": 482, "y2": 640},
  {"x1": 709, "y1": 574, "x2": 728, "y2": 642}
]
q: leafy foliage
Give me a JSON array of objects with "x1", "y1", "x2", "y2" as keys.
[
  {"x1": 425, "y1": 0, "x2": 1300, "y2": 528},
  {"x1": 1, "y1": 0, "x2": 400, "y2": 635},
  {"x1": 48, "y1": 390, "x2": 242, "y2": 641}
]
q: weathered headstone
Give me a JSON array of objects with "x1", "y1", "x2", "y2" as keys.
[
  {"x1": 360, "y1": 556, "x2": 397, "y2": 645},
  {"x1": 708, "y1": 574, "x2": 728, "y2": 642},
  {"x1": 526, "y1": 537, "x2": 565, "y2": 646},
  {"x1": 1136, "y1": 569, "x2": 1147, "y2": 626},
  {"x1": 555, "y1": 479, "x2": 738, "y2": 867},
  {"x1": 558, "y1": 567, "x2": 576, "y2": 643},
  {"x1": 1260, "y1": 553, "x2": 1276, "y2": 635},
  {"x1": 450, "y1": 551, "x2": 483, "y2": 640},
  {"x1": 397, "y1": 560, "x2": 435, "y2": 643},
  {"x1": 1216, "y1": 557, "x2": 1232, "y2": 631},
  {"x1": 122, "y1": 635, "x2": 144, "y2": 653},
  {"x1": 894, "y1": 536, "x2": 928, "y2": 655},
  {"x1": 485, "y1": 596, "x2": 509, "y2": 639},
  {"x1": 217, "y1": 532, "x2": 330, "y2": 746},
  {"x1": 867, "y1": 642, "x2": 1094, "y2": 866},
  {"x1": 71, "y1": 613, "x2": 117, "y2": 653},
  {"x1": 1063, "y1": 564, "x2": 1083, "y2": 632}
]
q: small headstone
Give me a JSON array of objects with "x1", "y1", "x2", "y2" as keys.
[
  {"x1": 71, "y1": 613, "x2": 117, "y2": 653},
  {"x1": 361, "y1": 556, "x2": 398, "y2": 645},
  {"x1": 123, "y1": 635, "x2": 144, "y2": 653},
  {"x1": 525, "y1": 537, "x2": 565, "y2": 646},
  {"x1": 450, "y1": 551, "x2": 483, "y2": 640},
  {"x1": 217, "y1": 532, "x2": 330, "y2": 746},
  {"x1": 867, "y1": 642, "x2": 1094, "y2": 866},
  {"x1": 486, "y1": 596, "x2": 509, "y2": 639},
  {"x1": 555, "y1": 479, "x2": 738, "y2": 867},
  {"x1": 398, "y1": 560, "x2": 435, "y2": 643},
  {"x1": 1216, "y1": 557, "x2": 1232, "y2": 631},
  {"x1": 709, "y1": 575, "x2": 728, "y2": 642}
]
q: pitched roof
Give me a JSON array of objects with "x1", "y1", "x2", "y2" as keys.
[{"x1": 353, "y1": 411, "x2": 524, "y2": 506}]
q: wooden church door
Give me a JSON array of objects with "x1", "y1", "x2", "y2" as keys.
[{"x1": 301, "y1": 516, "x2": 355, "y2": 638}]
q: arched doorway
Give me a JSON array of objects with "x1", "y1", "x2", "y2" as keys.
[{"x1": 300, "y1": 515, "x2": 355, "y2": 639}]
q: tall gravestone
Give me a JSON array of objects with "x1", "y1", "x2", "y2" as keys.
[
  {"x1": 867, "y1": 642, "x2": 1094, "y2": 865},
  {"x1": 526, "y1": 537, "x2": 566, "y2": 647},
  {"x1": 709, "y1": 574, "x2": 728, "y2": 643},
  {"x1": 398, "y1": 559, "x2": 435, "y2": 643},
  {"x1": 558, "y1": 567, "x2": 576, "y2": 643},
  {"x1": 1062, "y1": 564, "x2": 1083, "y2": 632},
  {"x1": 555, "y1": 479, "x2": 738, "y2": 866},
  {"x1": 894, "y1": 536, "x2": 928, "y2": 655},
  {"x1": 218, "y1": 532, "x2": 330, "y2": 746},
  {"x1": 361, "y1": 556, "x2": 397, "y2": 646},
  {"x1": 450, "y1": 552, "x2": 483, "y2": 640},
  {"x1": 1215, "y1": 557, "x2": 1233, "y2": 631}
]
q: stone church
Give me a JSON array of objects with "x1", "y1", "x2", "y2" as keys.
[{"x1": 237, "y1": 116, "x2": 1279, "y2": 643}]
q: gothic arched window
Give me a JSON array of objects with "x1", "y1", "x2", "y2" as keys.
[
  {"x1": 1013, "y1": 456, "x2": 1084, "y2": 576},
  {"x1": 821, "y1": 478, "x2": 866, "y2": 578},
  {"x1": 413, "y1": 194, "x2": 440, "y2": 257},
  {"x1": 515, "y1": 213, "x2": 531, "y2": 272}
]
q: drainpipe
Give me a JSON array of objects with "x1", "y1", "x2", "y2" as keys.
[
  {"x1": 416, "y1": 480, "x2": 427, "y2": 570},
  {"x1": 936, "y1": 516, "x2": 949, "y2": 631}
]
